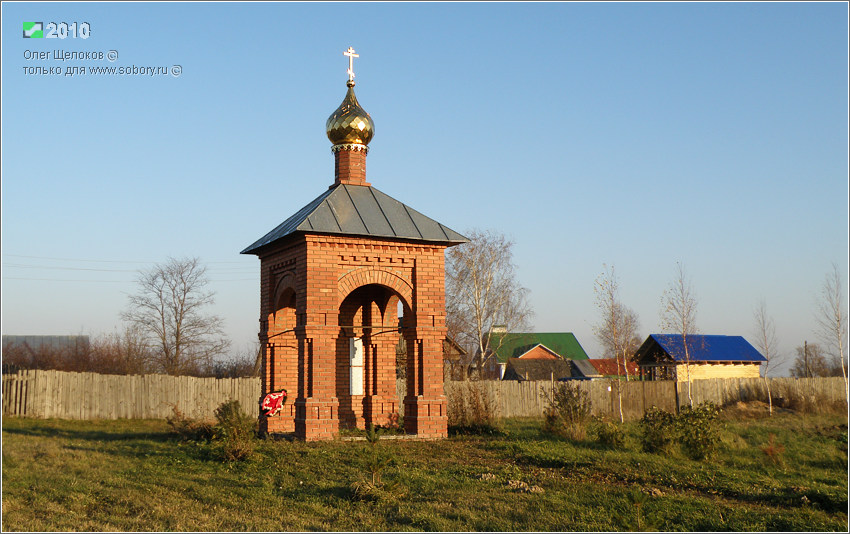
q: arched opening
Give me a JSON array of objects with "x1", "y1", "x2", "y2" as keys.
[
  {"x1": 263, "y1": 284, "x2": 298, "y2": 433},
  {"x1": 336, "y1": 283, "x2": 410, "y2": 430}
]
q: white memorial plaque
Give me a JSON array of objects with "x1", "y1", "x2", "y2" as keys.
[{"x1": 349, "y1": 337, "x2": 364, "y2": 396}]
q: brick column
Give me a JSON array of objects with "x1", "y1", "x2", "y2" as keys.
[
  {"x1": 403, "y1": 328, "x2": 448, "y2": 438},
  {"x1": 294, "y1": 325, "x2": 340, "y2": 441},
  {"x1": 264, "y1": 338, "x2": 297, "y2": 433}
]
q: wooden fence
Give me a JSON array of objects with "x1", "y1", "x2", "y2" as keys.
[
  {"x1": 3, "y1": 369, "x2": 846, "y2": 422},
  {"x1": 2, "y1": 370, "x2": 260, "y2": 420},
  {"x1": 444, "y1": 377, "x2": 848, "y2": 421},
  {"x1": 444, "y1": 379, "x2": 677, "y2": 421},
  {"x1": 682, "y1": 376, "x2": 847, "y2": 409}
]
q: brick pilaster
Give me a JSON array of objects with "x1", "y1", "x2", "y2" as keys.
[{"x1": 403, "y1": 329, "x2": 448, "y2": 438}]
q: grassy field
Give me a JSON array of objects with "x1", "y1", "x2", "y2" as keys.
[{"x1": 2, "y1": 407, "x2": 847, "y2": 532}]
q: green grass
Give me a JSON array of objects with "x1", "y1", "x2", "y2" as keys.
[{"x1": 2, "y1": 411, "x2": 847, "y2": 531}]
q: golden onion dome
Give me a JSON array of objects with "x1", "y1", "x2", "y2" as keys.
[{"x1": 326, "y1": 80, "x2": 374, "y2": 147}]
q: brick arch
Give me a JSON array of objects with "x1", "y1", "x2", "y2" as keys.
[
  {"x1": 338, "y1": 267, "x2": 413, "y2": 311},
  {"x1": 272, "y1": 272, "x2": 296, "y2": 311}
]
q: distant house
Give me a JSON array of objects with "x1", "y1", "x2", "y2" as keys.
[
  {"x1": 568, "y1": 358, "x2": 639, "y2": 380},
  {"x1": 2, "y1": 335, "x2": 91, "y2": 373},
  {"x1": 474, "y1": 332, "x2": 590, "y2": 380},
  {"x1": 441, "y1": 337, "x2": 469, "y2": 381},
  {"x1": 633, "y1": 334, "x2": 766, "y2": 381},
  {"x1": 397, "y1": 335, "x2": 467, "y2": 381},
  {"x1": 2, "y1": 335, "x2": 90, "y2": 353},
  {"x1": 567, "y1": 359, "x2": 602, "y2": 380},
  {"x1": 587, "y1": 358, "x2": 640, "y2": 379},
  {"x1": 502, "y1": 357, "x2": 572, "y2": 382}
]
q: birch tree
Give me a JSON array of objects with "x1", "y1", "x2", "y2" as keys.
[
  {"x1": 815, "y1": 264, "x2": 848, "y2": 406},
  {"x1": 122, "y1": 257, "x2": 230, "y2": 375},
  {"x1": 593, "y1": 264, "x2": 641, "y2": 422},
  {"x1": 445, "y1": 229, "x2": 533, "y2": 378},
  {"x1": 660, "y1": 262, "x2": 699, "y2": 407},
  {"x1": 752, "y1": 299, "x2": 784, "y2": 415}
]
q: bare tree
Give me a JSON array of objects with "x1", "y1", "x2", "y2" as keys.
[
  {"x1": 204, "y1": 347, "x2": 260, "y2": 378},
  {"x1": 660, "y1": 262, "x2": 699, "y2": 407},
  {"x1": 88, "y1": 325, "x2": 152, "y2": 375},
  {"x1": 593, "y1": 264, "x2": 641, "y2": 422},
  {"x1": 814, "y1": 264, "x2": 848, "y2": 406},
  {"x1": 122, "y1": 257, "x2": 230, "y2": 376},
  {"x1": 445, "y1": 229, "x2": 533, "y2": 379},
  {"x1": 752, "y1": 299, "x2": 785, "y2": 415},
  {"x1": 790, "y1": 342, "x2": 832, "y2": 378}
]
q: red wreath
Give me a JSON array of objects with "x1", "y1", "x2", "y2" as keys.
[{"x1": 260, "y1": 389, "x2": 287, "y2": 417}]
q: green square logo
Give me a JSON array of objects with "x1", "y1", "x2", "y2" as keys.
[{"x1": 23, "y1": 22, "x2": 43, "y2": 38}]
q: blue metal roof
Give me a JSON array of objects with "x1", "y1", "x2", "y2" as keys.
[
  {"x1": 241, "y1": 184, "x2": 468, "y2": 254},
  {"x1": 649, "y1": 334, "x2": 766, "y2": 363}
]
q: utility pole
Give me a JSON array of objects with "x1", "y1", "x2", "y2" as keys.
[{"x1": 804, "y1": 340, "x2": 809, "y2": 378}]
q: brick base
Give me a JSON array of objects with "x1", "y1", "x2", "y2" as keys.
[
  {"x1": 261, "y1": 401, "x2": 296, "y2": 434},
  {"x1": 364, "y1": 395, "x2": 400, "y2": 428},
  {"x1": 339, "y1": 394, "x2": 366, "y2": 430},
  {"x1": 403, "y1": 395, "x2": 448, "y2": 438},
  {"x1": 295, "y1": 397, "x2": 340, "y2": 441}
]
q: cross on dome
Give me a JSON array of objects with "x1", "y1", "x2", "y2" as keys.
[{"x1": 344, "y1": 47, "x2": 359, "y2": 82}]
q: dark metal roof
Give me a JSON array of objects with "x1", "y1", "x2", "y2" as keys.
[
  {"x1": 639, "y1": 334, "x2": 767, "y2": 363},
  {"x1": 241, "y1": 184, "x2": 468, "y2": 255},
  {"x1": 503, "y1": 358, "x2": 572, "y2": 381},
  {"x1": 571, "y1": 359, "x2": 602, "y2": 378},
  {"x1": 2, "y1": 335, "x2": 90, "y2": 351}
]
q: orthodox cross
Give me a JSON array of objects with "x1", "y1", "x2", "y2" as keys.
[{"x1": 344, "y1": 47, "x2": 359, "y2": 82}]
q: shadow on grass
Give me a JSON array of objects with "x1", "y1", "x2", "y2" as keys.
[
  {"x1": 279, "y1": 483, "x2": 354, "y2": 501},
  {"x1": 2, "y1": 425, "x2": 172, "y2": 443},
  {"x1": 713, "y1": 485, "x2": 849, "y2": 515}
]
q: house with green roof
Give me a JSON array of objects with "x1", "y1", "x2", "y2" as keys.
[{"x1": 474, "y1": 332, "x2": 590, "y2": 380}]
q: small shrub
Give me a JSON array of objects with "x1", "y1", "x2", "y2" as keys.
[
  {"x1": 350, "y1": 475, "x2": 404, "y2": 503},
  {"x1": 623, "y1": 486, "x2": 661, "y2": 531},
  {"x1": 350, "y1": 430, "x2": 399, "y2": 502},
  {"x1": 593, "y1": 418, "x2": 626, "y2": 449},
  {"x1": 211, "y1": 399, "x2": 257, "y2": 461},
  {"x1": 350, "y1": 479, "x2": 385, "y2": 502},
  {"x1": 365, "y1": 423, "x2": 381, "y2": 445},
  {"x1": 448, "y1": 383, "x2": 500, "y2": 435},
  {"x1": 165, "y1": 405, "x2": 214, "y2": 441},
  {"x1": 543, "y1": 382, "x2": 591, "y2": 441},
  {"x1": 640, "y1": 406, "x2": 677, "y2": 453},
  {"x1": 364, "y1": 448, "x2": 393, "y2": 486},
  {"x1": 760, "y1": 433, "x2": 786, "y2": 466},
  {"x1": 678, "y1": 401, "x2": 722, "y2": 460}
]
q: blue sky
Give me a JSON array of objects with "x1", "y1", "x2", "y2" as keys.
[{"x1": 2, "y1": 2, "x2": 847, "y2": 375}]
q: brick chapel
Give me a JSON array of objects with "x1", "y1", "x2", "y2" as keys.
[{"x1": 241, "y1": 48, "x2": 467, "y2": 441}]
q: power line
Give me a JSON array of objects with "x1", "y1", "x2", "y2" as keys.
[
  {"x1": 3, "y1": 254, "x2": 249, "y2": 265},
  {"x1": 3, "y1": 263, "x2": 139, "y2": 273},
  {"x1": 2, "y1": 263, "x2": 255, "y2": 274},
  {"x1": 2, "y1": 277, "x2": 256, "y2": 282},
  {"x1": 2, "y1": 277, "x2": 130, "y2": 283}
]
